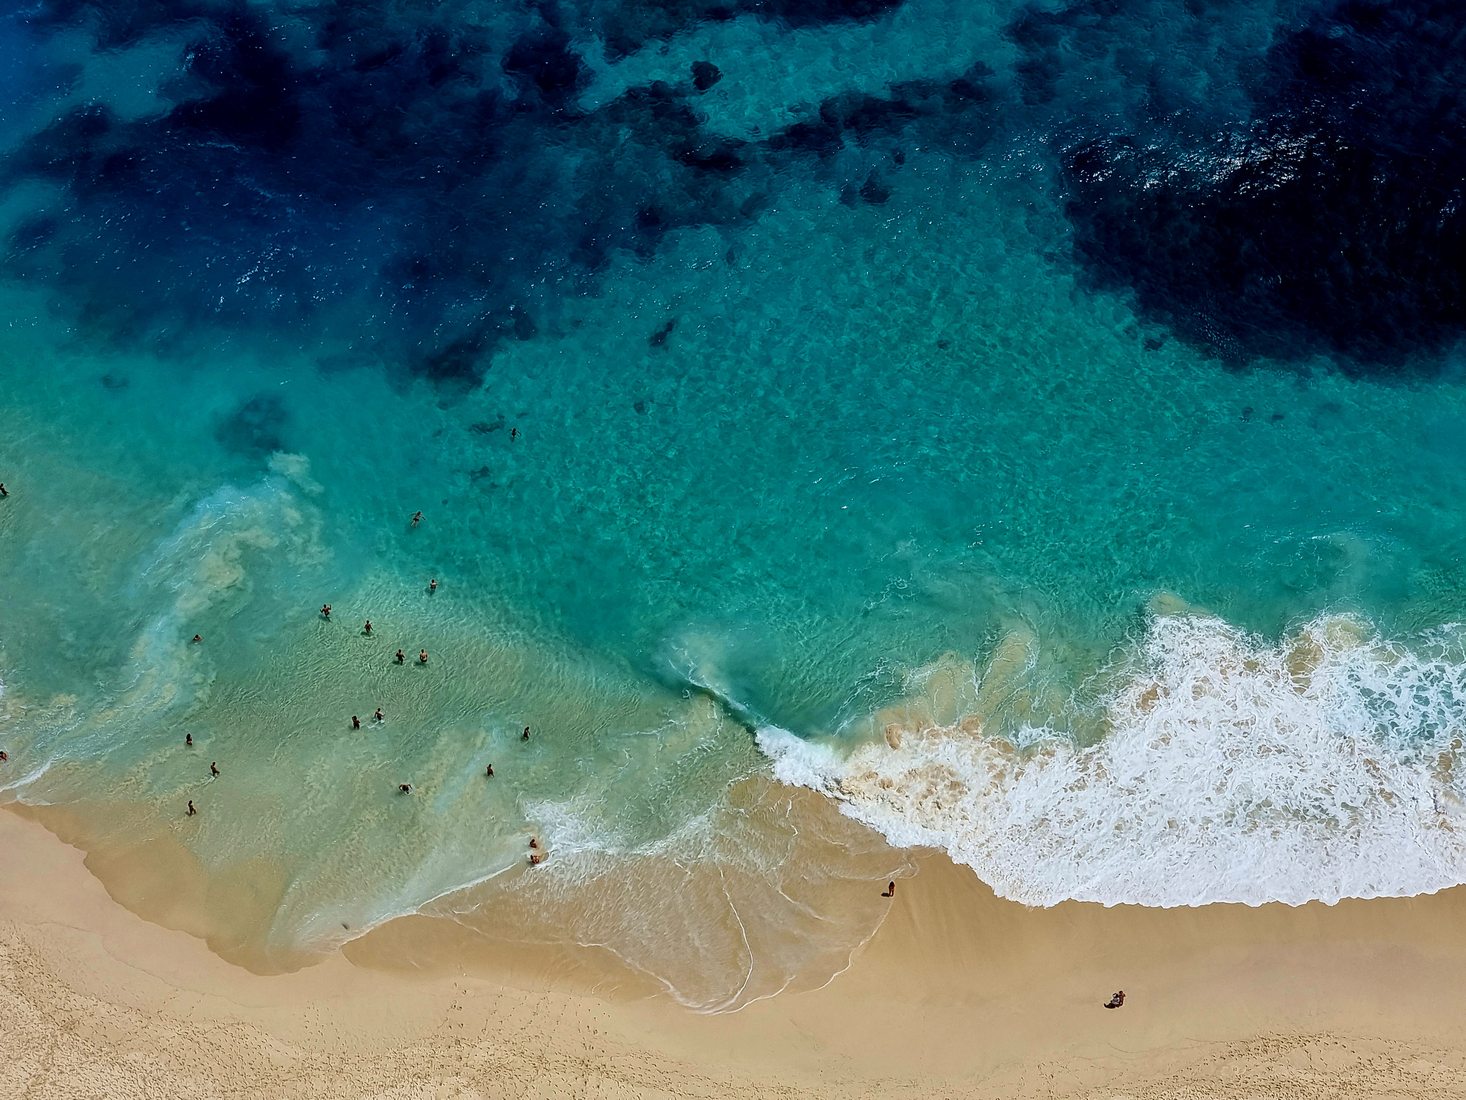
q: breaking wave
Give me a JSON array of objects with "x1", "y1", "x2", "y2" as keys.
[{"x1": 762, "y1": 611, "x2": 1466, "y2": 907}]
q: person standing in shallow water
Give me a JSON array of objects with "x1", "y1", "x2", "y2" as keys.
[
  {"x1": 321, "y1": 603, "x2": 331, "y2": 620},
  {"x1": 428, "y1": 578, "x2": 437, "y2": 593},
  {"x1": 210, "y1": 761, "x2": 219, "y2": 777},
  {"x1": 363, "y1": 619, "x2": 372, "y2": 636},
  {"x1": 351, "y1": 715, "x2": 361, "y2": 730},
  {"x1": 187, "y1": 800, "x2": 197, "y2": 816},
  {"x1": 185, "y1": 733, "x2": 193, "y2": 747},
  {"x1": 419, "y1": 649, "x2": 429, "y2": 664},
  {"x1": 395, "y1": 648, "x2": 405, "y2": 664},
  {"x1": 521, "y1": 726, "x2": 530, "y2": 742}
]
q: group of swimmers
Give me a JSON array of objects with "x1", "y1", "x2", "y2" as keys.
[
  {"x1": 169, "y1": 507, "x2": 548, "y2": 864},
  {"x1": 319, "y1": 605, "x2": 432, "y2": 666}
]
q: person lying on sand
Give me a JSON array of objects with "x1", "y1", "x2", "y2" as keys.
[{"x1": 1104, "y1": 991, "x2": 1125, "y2": 1009}]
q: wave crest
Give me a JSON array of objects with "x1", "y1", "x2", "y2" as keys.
[{"x1": 761, "y1": 612, "x2": 1466, "y2": 907}]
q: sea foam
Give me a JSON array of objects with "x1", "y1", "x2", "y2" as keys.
[{"x1": 760, "y1": 612, "x2": 1466, "y2": 907}]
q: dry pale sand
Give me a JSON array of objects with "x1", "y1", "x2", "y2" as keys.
[{"x1": 5, "y1": 806, "x2": 1466, "y2": 1099}]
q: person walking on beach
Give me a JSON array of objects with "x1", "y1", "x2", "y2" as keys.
[
  {"x1": 352, "y1": 715, "x2": 361, "y2": 730},
  {"x1": 411, "y1": 511, "x2": 423, "y2": 527},
  {"x1": 187, "y1": 800, "x2": 197, "y2": 816},
  {"x1": 210, "y1": 761, "x2": 219, "y2": 777},
  {"x1": 881, "y1": 880, "x2": 896, "y2": 898},
  {"x1": 419, "y1": 649, "x2": 429, "y2": 664},
  {"x1": 321, "y1": 603, "x2": 332, "y2": 620}
]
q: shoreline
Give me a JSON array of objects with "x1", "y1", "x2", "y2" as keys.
[{"x1": 7, "y1": 809, "x2": 1466, "y2": 1095}]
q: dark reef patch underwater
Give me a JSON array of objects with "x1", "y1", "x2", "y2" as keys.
[
  {"x1": 1058, "y1": 0, "x2": 1466, "y2": 370},
  {"x1": 3, "y1": 0, "x2": 1463, "y2": 378},
  {"x1": 2, "y1": 0, "x2": 1000, "y2": 386}
]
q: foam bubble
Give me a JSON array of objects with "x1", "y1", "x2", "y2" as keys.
[{"x1": 761, "y1": 612, "x2": 1466, "y2": 907}]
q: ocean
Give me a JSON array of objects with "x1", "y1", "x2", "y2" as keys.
[{"x1": 3, "y1": 0, "x2": 1466, "y2": 1011}]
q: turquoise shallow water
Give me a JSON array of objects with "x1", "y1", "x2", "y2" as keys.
[{"x1": 5, "y1": 0, "x2": 1466, "y2": 1010}]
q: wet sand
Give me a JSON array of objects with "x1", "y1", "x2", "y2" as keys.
[{"x1": 5, "y1": 806, "x2": 1466, "y2": 1098}]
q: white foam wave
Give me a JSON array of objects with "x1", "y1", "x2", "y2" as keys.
[{"x1": 761, "y1": 612, "x2": 1466, "y2": 907}]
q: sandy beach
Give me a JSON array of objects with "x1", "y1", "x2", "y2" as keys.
[{"x1": 6, "y1": 807, "x2": 1466, "y2": 1098}]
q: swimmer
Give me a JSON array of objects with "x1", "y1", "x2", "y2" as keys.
[
  {"x1": 419, "y1": 649, "x2": 429, "y2": 664},
  {"x1": 374, "y1": 707, "x2": 384, "y2": 722},
  {"x1": 185, "y1": 733, "x2": 193, "y2": 747},
  {"x1": 0, "y1": 483, "x2": 7, "y2": 497},
  {"x1": 363, "y1": 619, "x2": 373, "y2": 636},
  {"x1": 321, "y1": 603, "x2": 332, "y2": 619},
  {"x1": 529, "y1": 837, "x2": 539, "y2": 849},
  {"x1": 521, "y1": 726, "x2": 530, "y2": 742},
  {"x1": 429, "y1": 578, "x2": 438, "y2": 592},
  {"x1": 0, "y1": 750, "x2": 8, "y2": 762},
  {"x1": 399, "y1": 783, "x2": 412, "y2": 793},
  {"x1": 510, "y1": 427, "x2": 519, "y2": 441},
  {"x1": 187, "y1": 800, "x2": 197, "y2": 817},
  {"x1": 210, "y1": 761, "x2": 219, "y2": 777},
  {"x1": 351, "y1": 715, "x2": 361, "y2": 730},
  {"x1": 395, "y1": 648, "x2": 405, "y2": 664},
  {"x1": 529, "y1": 852, "x2": 542, "y2": 866},
  {"x1": 411, "y1": 511, "x2": 423, "y2": 527},
  {"x1": 191, "y1": 634, "x2": 203, "y2": 644},
  {"x1": 485, "y1": 764, "x2": 494, "y2": 777}
]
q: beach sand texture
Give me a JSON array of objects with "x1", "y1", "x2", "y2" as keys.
[{"x1": 6, "y1": 809, "x2": 1466, "y2": 1099}]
